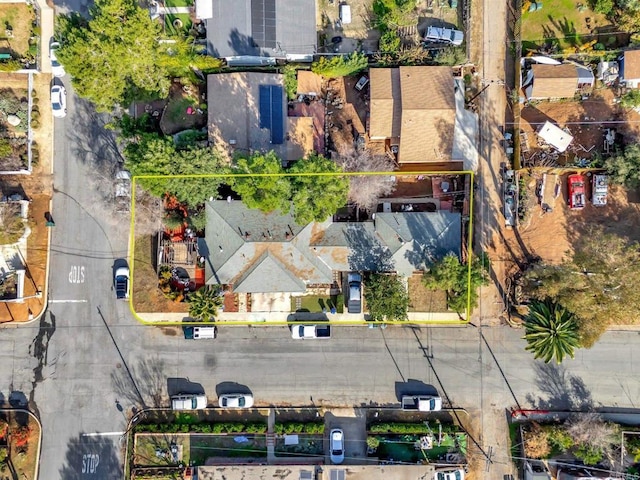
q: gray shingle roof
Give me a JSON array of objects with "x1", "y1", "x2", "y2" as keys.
[
  {"x1": 202, "y1": 201, "x2": 461, "y2": 292},
  {"x1": 205, "y1": 0, "x2": 317, "y2": 58}
]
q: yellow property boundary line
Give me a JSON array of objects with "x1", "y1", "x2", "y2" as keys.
[{"x1": 128, "y1": 171, "x2": 475, "y2": 326}]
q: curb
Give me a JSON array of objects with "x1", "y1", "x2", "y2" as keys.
[{"x1": 0, "y1": 408, "x2": 43, "y2": 480}]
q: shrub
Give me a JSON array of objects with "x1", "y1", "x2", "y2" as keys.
[
  {"x1": 311, "y1": 52, "x2": 368, "y2": 79},
  {"x1": 369, "y1": 422, "x2": 438, "y2": 434},
  {"x1": 547, "y1": 426, "x2": 574, "y2": 452},
  {"x1": 0, "y1": 139, "x2": 13, "y2": 158},
  {"x1": 283, "y1": 64, "x2": 298, "y2": 100},
  {"x1": 0, "y1": 60, "x2": 22, "y2": 72},
  {"x1": 379, "y1": 30, "x2": 402, "y2": 52},
  {"x1": 523, "y1": 423, "x2": 551, "y2": 458},
  {"x1": 575, "y1": 444, "x2": 603, "y2": 465}
]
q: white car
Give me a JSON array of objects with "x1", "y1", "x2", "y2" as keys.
[
  {"x1": 218, "y1": 393, "x2": 254, "y2": 408},
  {"x1": 51, "y1": 85, "x2": 67, "y2": 118},
  {"x1": 171, "y1": 394, "x2": 207, "y2": 410},
  {"x1": 434, "y1": 469, "x2": 464, "y2": 480},
  {"x1": 330, "y1": 429, "x2": 344, "y2": 464},
  {"x1": 49, "y1": 41, "x2": 66, "y2": 78}
]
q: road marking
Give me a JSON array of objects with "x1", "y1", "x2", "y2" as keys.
[
  {"x1": 68, "y1": 265, "x2": 86, "y2": 283},
  {"x1": 81, "y1": 432, "x2": 124, "y2": 437},
  {"x1": 49, "y1": 299, "x2": 88, "y2": 303},
  {"x1": 82, "y1": 453, "x2": 100, "y2": 474}
]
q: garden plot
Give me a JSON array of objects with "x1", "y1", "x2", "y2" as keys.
[
  {"x1": 134, "y1": 433, "x2": 190, "y2": 467},
  {"x1": 190, "y1": 434, "x2": 267, "y2": 464}
]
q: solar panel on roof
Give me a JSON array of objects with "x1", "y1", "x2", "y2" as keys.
[
  {"x1": 258, "y1": 85, "x2": 284, "y2": 144},
  {"x1": 251, "y1": 0, "x2": 277, "y2": 49},
  {"x1": 270, "y1": 85, "x2": 284, "y2": 144}
]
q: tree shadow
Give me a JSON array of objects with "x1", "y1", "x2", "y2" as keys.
[
  {"x1": 111, "y1": 356, "x2": 167, "y2": 409},
  {"x1": 525, "y1": 362, "x2": 594, "y2": 411},
  {"x1": 345, "y1": 224, "x2": 395, "y2": 272},
  {"x1": 58, "y1": 434, "x2": 121, "y2": 479}
]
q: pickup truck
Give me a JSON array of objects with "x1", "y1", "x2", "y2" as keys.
[
  {"x1": 401, "y1": 395, "x2": 442, "y2": 411},
  {"x1": 291, "y1": 325, "x2": 331, "y2": 339},
  {"x1": 114, "y1": 266, "x2": 129, "y2": 300}
]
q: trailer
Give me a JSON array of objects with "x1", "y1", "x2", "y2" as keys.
[{"x1": 592, "y1": 174, "x2": 608, "y2": 206}]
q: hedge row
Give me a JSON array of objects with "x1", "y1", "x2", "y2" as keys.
[
  {"x1": 135, "y1": 420, "x2": 327, "y2": 435},
  {"x1": 274, "y1": 422, "x2": 324, "y2": 434},
  {"x1": 135, "y1": 422, "x2": 268, "y2": 434},
  {"x1": 369, "y1": 422, "x2": 461, "y2": 434}
]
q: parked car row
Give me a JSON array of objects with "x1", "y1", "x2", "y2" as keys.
[
  {"x1": 171, "y1": 392, "x2": 254, "y2": 410},
  {"x1": 50, "y1": 39, "x2": 68, "y2": 118}
]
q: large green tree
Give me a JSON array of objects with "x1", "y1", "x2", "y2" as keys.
[
  {"x1": 422, "y1": 252, "x2": 490, "y2": 314},
  {"x1": 188, "y1": 285, "x2": 224, "y2": 322},
  {"x1": 605, "y1": 144, "x2": 640, "y2": 188},
  {"x1": 57, "y1": 0, "x2": 171, "y2": 111},
  {"x1": 123, "y1": 133, "x2": 225, "y2": 207},
  {"x1": 523, "y1": 299, "x2": 581, "y2": 364},
  {"x1": 289, "y1": 154, "x2": 349, "y2": 223},
  {"x1": 364, "y1": 273, "x2": 409, "y2": 322},
  {"x1": 231, "y1": 151, "x2": 292, "y2": 213}
]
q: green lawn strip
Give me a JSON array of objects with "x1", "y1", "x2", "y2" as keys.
[
  {"x1": 134, "y1": 434, "x2": 190, "y2": 467},
  {"x1": 164, "y1": 0, "x2": 193, "y2": 7},
  {"x1": 164, "y1": 13, "x2": 192, "y2": 36},
  {"x1": 190, "y1": 434, "x2": 267, "y2": 465},
  {"x1": 274, "y1": 434, "x2": 324, "y2": 457},
  {"x1": 373, "y1": 432, "x2": 466, "y2": 462},
  {"x1": 291, "y1": 294, "x2": 344, "y2": 313}
]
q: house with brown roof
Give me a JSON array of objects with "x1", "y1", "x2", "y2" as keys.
[
  {"x1": 368, "y1": 66, "x2": 478, "y2": 169},
  {"x1": 619, "y1": 49, "x2": 640, "y2": 88},
  {"x1": 522, "y1": 62, "x2": 594, "y2": 100}
]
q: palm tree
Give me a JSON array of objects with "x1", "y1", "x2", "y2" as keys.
[
  {"x1": 188, "y1": 285, "x2": 224, "y2": 322},
  {"x1": 523, "y1": 299, "x2": 581, "y2": 364}
]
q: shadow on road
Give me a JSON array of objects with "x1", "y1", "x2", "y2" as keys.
[
  {"x1": 215, "y1": 382, "x2": 252, "y2": 397},
  {"x1": 167, "y1": 378, "x2": 205, "y2": 397},
  {"x1": 394, "y1": 379, "x2": 438, "y2": 401},
  {"x1": 525, "y1": 362, "x2": 593, "y2": 411},
  {"x1": 58, "y1": 434, "x2": 121, "y2": 479}
]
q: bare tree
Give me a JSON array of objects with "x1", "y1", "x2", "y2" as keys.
[
  {"x1": 566, "y1": 412, "x2": 620, "y2": 463},
  {"x1": 334, "y1": 148, "x2": 397, "y2": 212},
  {"x1": 133, "y1": 187, "x2": 164, "y2": 238}
]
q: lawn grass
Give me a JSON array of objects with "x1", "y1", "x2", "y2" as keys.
[
  {"x1": 520, "y1": 0, "x2": 608, "y2": 49},
  {"x1": 164, "y1": 13, "x2": 192, "y2": 36},
  {"x1": 291, "y1": 294, "x2": 344, "y2": 313},
  {"x1": 274, "y1": 434, "x2": 324, "y2": 457},
  {"x1": 164, "y1": 0, "x2": 193, "y2": 6},
  {"x1": 0, "y1": 3, "x2": 36, "y2": 57},
  {"x1": 134, "y1": 433, "x2": 190, "y2": 467},
  {"x1": 190, "y1": 434, "x2": 267, "y2": 465}
]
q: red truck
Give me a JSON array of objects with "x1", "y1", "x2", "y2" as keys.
[{"x1": 568, "y1": 174, "x2": 586, "y2": 210}]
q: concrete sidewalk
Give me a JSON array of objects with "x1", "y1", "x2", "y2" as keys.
[
  {"x1": 35, "y1": 0, "x2": 55, "y2": 74},
  {"x1": 133, "y1": 310, "x2": 466, "y2": 324}
]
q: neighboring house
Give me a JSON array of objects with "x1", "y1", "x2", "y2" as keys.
[
  {"x1": 619, "y1": 49, "x2": 640, "y2": 88},
  {"x1": 207, "y1": 72, "x2": 313, "y2": 162},
  {"x1": 203, "y1": 0, "x2": 316, "y2": 65},
  {"x1": 198, "y1": 200, "x2": 461, "y2": 294},
  {"x1": 368, "y1": 66, "x2": 478, "y2": 169},
  {"x1": 522, "y1": 62, "x2": 594, "y2": 100}
]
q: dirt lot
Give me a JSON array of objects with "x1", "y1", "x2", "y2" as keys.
[
  {"x1": 502, "y1": 173, "x2": 640, "y2": 283},
  {"x1": 0, "y1": 73, "x2": 53, "y2": 323},
  {"x1": 520, "y1": 89, "x2": 640, "y2": 167},
  {"x1": 408, "y1": 274, "x2": 448, "y2": 312}
]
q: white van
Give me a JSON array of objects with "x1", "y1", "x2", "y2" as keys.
[
  {"x1": 171, "y1": 394, "x2": 207, "y2": 410},
  {"x1": 339, "y1": 4, "x2": 351, "y2": 24},
  {"x1": 183, "y1": 326, "x2": 217, "y2": 339}
]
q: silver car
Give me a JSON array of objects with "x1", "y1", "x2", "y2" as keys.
[{"x1": 51, "y1": 85, "x2": 67, "y2": 118}]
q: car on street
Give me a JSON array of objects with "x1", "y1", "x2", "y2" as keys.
[
  {"x1": 171, "y1": 393, "x2": 207, "y2": 410},
  {"x1": 424, "y1": 26, "x2": 464, "y2": 46},
  {"x1": 218, "y1": 393, "x2": 254, "y2": 408},
  {"x1": 401, "y1": 395, "x2": 442, "y2": 411},
  {"x1": 291, "y1": 325, "x2": 331, "y2": 339},
  {"x1": 51, "y1": 84, "x2": 67, "y2": 118},
  {"x1": 183, "y1": 326, "x2": 217, "y2": 339},
  {"x1": 114, "y1": 264, "x2": 130, "y2": 299},
  {"x1": 347, "y1": 272, "x2": 362, "y2": 313},
  {"x1": 49, "y1": 41, "x2": 66, "y2": 78},
  {"x1": 434, "y1": 469, "x2": 464, "y2": 480},
  {"x1": 330, "y1": 428, "x2": 344, "y2": 464}
]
